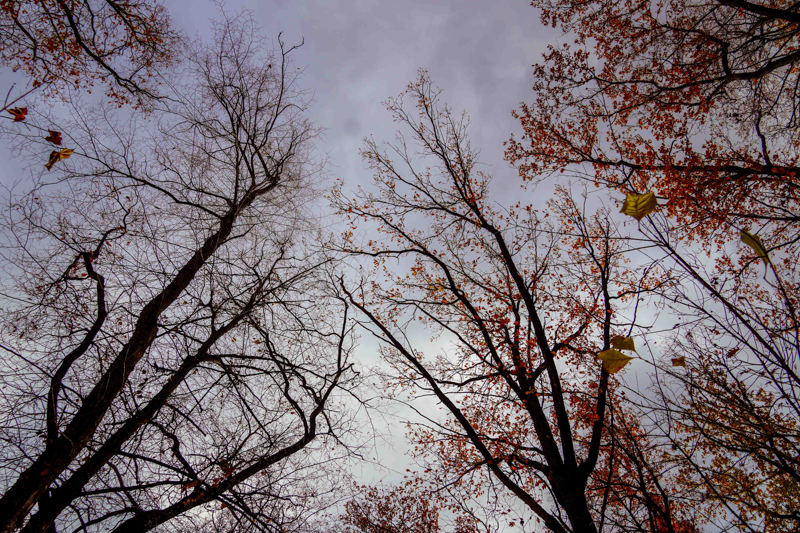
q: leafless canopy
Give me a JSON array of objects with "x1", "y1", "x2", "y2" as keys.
[{"x1": 0, "y1": 14, "x2": 356, "y2": 533}]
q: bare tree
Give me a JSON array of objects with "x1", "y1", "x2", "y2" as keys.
[
  {"x1": 335, "y1": 481, "x2": 483, "y2": 533},
  {"x1": 0, "y1": 13, "x2": 357, "y2": 533}
]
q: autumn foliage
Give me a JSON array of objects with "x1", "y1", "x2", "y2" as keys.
[
  {"x1": 334, "y1": 72, "x2": 696, "y2": 533},
  {"x1": 0, "y1": 0, "x2": 181, "y2": 102},
  {"x1": 1, "y1": 0, "x2": 799, "y2": 532},
  {"x1": 503, "y1": 0, "x2": 800, "y2": 530},
  {"x1": 335, "y1": 0, "x2": 800, "y2": 531},
  {"x1": 337, "y1": 482, "x2": 483, "y2": 533}
]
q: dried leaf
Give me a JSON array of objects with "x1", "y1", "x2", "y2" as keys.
[
  {"x1": 8, "y1": 107, "x2": 27, "y2": 122},
  {"x1": 181, "y1": 479, "x2": 201, "y2": 491},
  {"x1": 610, "y1": 335, "x2": 637, "y2": 352},
  {"x1": 597, "y1": 349, "x2": 635, "y2": 374},
  {"x1": 671, "y1": 357, "x2": 686, "y2": 367},
  {"x1": 45, "y1": 130, "x2": 62, "y2": 145},
  {"x1": 740, "y1": 229, "x2": 769, "y2": 265},
  {"x1": 620, "y1": 192, "x2": 657, "y2": 221},
  {"x1": 45, "y1": 148, "x2": 73, "y2": 170}
]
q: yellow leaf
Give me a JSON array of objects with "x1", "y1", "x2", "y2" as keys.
[
  {"x1": 619, "y1": 192, "x2": 657, "y2": 221},
  {"x1": 610, "y1": 335, "x2": 637, "y2": 352},
  {"x1": 597, "y1": 349, "x2": 635, "y2": 374},
  {"x1": 740, "y1": 229, "x2": 769, "y2": 265},
  {"x1": 671, "y1": 357, "x2": 686, "y2": 367},
  {"x1": 45, "y1": 148, "x2": 73, "y2": 171}
]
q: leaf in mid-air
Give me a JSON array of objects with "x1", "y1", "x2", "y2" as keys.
[
  {"x1": 45, "y1": 148, "x2": 73, "y2": 170},
  {"x1": 740, "y1": 229, "x2": 770, "y2": 265},
  {"x1": 7, "y1": 107, "x2": 27, "y2": 122},
  {"x1": 45, "y1": 130, "x2": 62, "y2": 145},
  {"x1": 620, "y1": 192, "x2": 657, "y2": 221},
  {"x1": 671, "y1": 357, "x2": 686, "y2": 367},
  {"x1": 610, "y1": 335, "x2": 637, "y2": 352},
  {"x1": 597, "y1": 349, "x2": 635, "y2": 374}
]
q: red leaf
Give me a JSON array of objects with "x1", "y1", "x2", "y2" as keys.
[
  {"x1": 8, "y1": 107, "x2": 27, "y2": 122},
  {"x1": 45, "y1": 130, "x2": 62, "y2": 145}
]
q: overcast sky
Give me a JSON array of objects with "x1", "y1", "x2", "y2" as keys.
[
  {"x1": 0, "y1": 0, "x2": 561, "y2": 493},
  {"x1": 167, "y1": 0, "x2": 557, "y2": 192},
  {"x1": 173, "y1": 0, "x2": 559, "y2": 486}
]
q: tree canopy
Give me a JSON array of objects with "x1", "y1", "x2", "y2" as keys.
[{"x1": 1, "y1": 0, "x2": 798, "y2": 532}]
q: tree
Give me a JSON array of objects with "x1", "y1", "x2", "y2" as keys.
[
  {"x1": 0, "y1": 0, "x2": 182, "y2": 105},
  {"x1": 0, "y1": 14, "x2": 356, "y2": 533},
  {"x1": 505, "y1": 0, "x2": 800, "y2": 530},
  {"x1": 507, "y1": 0, "x2": 800, "y2": 241},
  {"x1": 336, "y1": 482, "x2": 476, "y2": 533},
  {"x1": 334, "y1": 72, "x2": 687, "y2": 533}
]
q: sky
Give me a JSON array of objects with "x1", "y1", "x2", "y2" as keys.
[
  {"x1": 0, "y1": 3, "x2": 785, "y2": 530},
  {"x1": 159, "y1": 0, "x2": 560, "y2": 480},
  {"x1": 0, "y1": 0, "x2": 560, "y2": 499},
  {"x1": 155, "y1": 0, "x2": 563, "y2": 489},
  {"x1": 0, "y1": 3, "x2": 688, "y2": 528},
  {"x1": 165, "y1": 0, "x2": 558, "y2": 194}
]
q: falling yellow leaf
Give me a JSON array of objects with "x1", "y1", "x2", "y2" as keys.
[
  {"x1": 671, "y1": 357, "x2": 686, "y2": 367},
  {"x1": 619, "y1": 192, "x2": 657, "y2": 221},
  {"x1": 45, "y1": 148, "x2": 73, "y2": 170},
  {"x1": 740, "y1": 229, "x2": 769, "y2": 265},
  {"x1": 597, "y1": 349, "x2": 635, "y2": 374},
  {"x1": 610, "y1": 335, "x2": 637, "y2": 353}
]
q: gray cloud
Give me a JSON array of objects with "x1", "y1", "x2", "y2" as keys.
[{"x1": 195, "y1": 0, "x2": 559, "y2": 188}]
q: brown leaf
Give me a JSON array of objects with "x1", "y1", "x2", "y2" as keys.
[
  {"x1": 45, "y1": 130, "x2": 62, "y2": 145},
  {"x1": 181, "y1": 479, "x2": 201, "y2": 492},
  {"x1": 740, "y1": 229, "x2": 769, "y2": 265},
  {"x1": 8, "y1": 107, "x2": 27, "y2": 122},
  {"x1": 671, "y1": 356, "x2": 686, "y2": 367}
]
